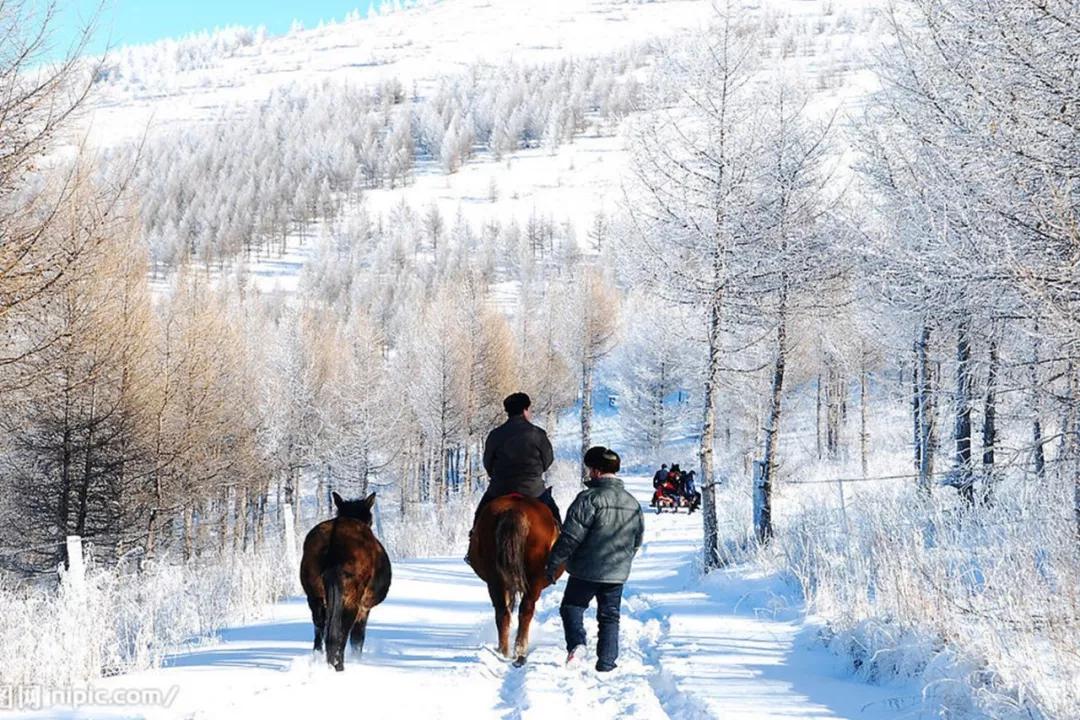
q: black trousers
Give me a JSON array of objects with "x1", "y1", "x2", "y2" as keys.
[
  {"x1": 560, "y1": 576, "x2": 624, "y2": 670},
  {"x1": 473, "y1": 487, "x2": 562, "y2": 526}
]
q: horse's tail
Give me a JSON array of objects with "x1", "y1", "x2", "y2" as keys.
[
  {"x1": 495, "y1": 509, "x2": 530, "y2": 611},
  {"x1": 323, "y1": 565, "x2": 345, "y2": 663}
]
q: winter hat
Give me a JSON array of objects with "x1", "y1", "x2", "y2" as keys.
[
  {"x1": 504, "y1": 392, "x2": 531, "y2": 416},
  {"x1": 584, "y1": 446, "x2": 621, "y2": 474}
]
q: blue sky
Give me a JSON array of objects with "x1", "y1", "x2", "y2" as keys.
[{"x1": 47, "y1": 1, "x2": 380, "y2": 58}]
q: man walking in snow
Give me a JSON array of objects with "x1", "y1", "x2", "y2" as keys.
[{"x1": 546, "y1": 446, "x2": 644, "y2": 673}]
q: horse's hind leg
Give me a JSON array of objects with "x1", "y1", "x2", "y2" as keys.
[
  {"x1": 513, "y1": 583, "x2": 542, "y2": 667},
  {"x1": 487, "y1": 584, "x2": 512, "y2": 657},
  {"x1": 307, "y1": 596, "x2": 326, "y2": 652},
  {"x1": 349, "y1": 607, "x2": 370, "y2": 657}
]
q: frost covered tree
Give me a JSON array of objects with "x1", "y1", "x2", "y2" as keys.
[
  {"x1": 623, "y1": 4, "x2": 765, "y2": 565},
  {"x1": 560, "y1": 268, "x2": 621, "y2": 482},
  {"x1": 0, "y1": 3, "x2": 103, "y2": 368},
  {"x1": 859, "y1": 0, "x2": 1080, "y2": 513},
  {"x1": 744, "y1": 80, "x2": 840, "y2": 541},
  {"x1": 3, "y1": 207, "x2": 154, "y2": 570},
  {"x1": 610, "y1": 294, "x2": 699, "y2": 456},
  {"x1": 403, "y1": 287, "x2": 471, "y2": 503},
  {"x1": 517, "y1": 282, "x2": 578, "y2": 434},
  {"x1": 322, "y1": 309, "x2": 396, "y2": 499},
  {"x1": 144, "y1": 275, "x2": 265, "y2": 560}
]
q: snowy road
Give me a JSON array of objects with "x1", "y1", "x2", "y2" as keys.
[{"x1": 17, "y1": 478, "x2": 919, "y2": 719}]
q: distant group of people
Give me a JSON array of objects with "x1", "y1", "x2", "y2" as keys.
[{"x1": 650, "y1": 463, "x2": 701, "y2": 512}]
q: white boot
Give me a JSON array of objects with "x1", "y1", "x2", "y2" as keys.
[{"x1": 566, "y1": 644, "x2": 587, "y2": 666}]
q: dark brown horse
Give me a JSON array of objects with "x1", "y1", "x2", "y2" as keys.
[
  {"x1": 300, "y1": 492, "x2": 392, "y2": 671},
  {"x1": 468, "y1": 494, "x2": 561, "y2": 666}
]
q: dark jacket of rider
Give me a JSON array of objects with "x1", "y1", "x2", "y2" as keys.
[{"x1": 483, "y1": 415, "x2": 555, "y2": 498}]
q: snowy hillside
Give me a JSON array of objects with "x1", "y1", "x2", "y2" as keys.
[
  {"x1": 80, "y1": 0, "x2": 883, "y2": 266},
  {"x1": 85, "y1": 0, "x2": 731, "y2": 145}
]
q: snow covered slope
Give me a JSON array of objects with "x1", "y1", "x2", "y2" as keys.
[
  {"x1": 84, "y1": 0, "x2": 718, "y2": 146},
  {"x1": 80, "y1": 0, "x2": 883, "y2": 262},
  {"x1": 10, "y1": 477, "x2": 921, "y2": 719}
]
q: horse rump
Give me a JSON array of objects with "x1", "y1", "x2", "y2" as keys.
[
  {"x1": 494, "y1": 510, "x2": 530, "y2": 611},
  {"x1": 300, "y1": 499, "x2": 392, "y2": 673}
]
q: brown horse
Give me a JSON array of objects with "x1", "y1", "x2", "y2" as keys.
[
  {"x1": 468, "y1": 494, "x2": 561, "y2": 666},
  {"x1": 300, "y1": 492, "x2": 392, "y2": 671}
]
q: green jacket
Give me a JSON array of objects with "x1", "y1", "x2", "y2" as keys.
[{"x1": 546, "y1": 475, "x2": 645, "y2": 584}]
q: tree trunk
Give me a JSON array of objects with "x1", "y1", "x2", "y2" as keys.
[
  {"x1": 916, "y1": 324, "x2": 934, "y2": 498},
  {"x1": 699, "y1": 298, "x2": 722, "y2": 569},
  {"x1": 654, "y1": 358, "x2": 668, "y2": 454},
  {"x1": 235, "y1": 490, "x2": 248, "y2": 553},
  {"x1": 59, "y1": 387, "x2": 74, "y2": 558},
  {"x1": 954, "y1": 321, "x2": 974, "y2": 505},
  {"x1": 255, "y1": 486, "x2": 267, "y2": 547},
  {"x1": 218, "y1": 487, "x2": 230, "y2": 555},
  {"x1": 182, "y1": 505, "x2": 194, "y2": 561},
  {"x1": 463, "y1": 445, "x2": 471, "y2": 494},
  {"x1": 75, "y1": 381, "x2": 98, "y2": 537},
  {"x1": 816, "y1": 373, "x2": 823, "y2": 460},
  {"x1": 1065, "y1": 365, "x2": 1080, "y2": 540},
  {"x1": 759, "y1": 300, "x2": 787, "y2": 545},
  {"x1": 580, "y1": 355, "x2": 595, "y2": 484},
  {"x1": 399, "y1": 456, "x2": 409, "y2": 519},
  {"x1": 825, "y1": 361, "x2": 843, "y2": 460},
  {"x1": 1031, "y1": 322, "x2": 1046, "y2": 482},
  {"x1": 981, "y1": 326, "x2": 998, "y2": 504},
  {"x1": 284, "y1": 457, "x2": 296, "y2": 509},
  {"x1": 860, "y1": 346, "x2": 869, "y2": 479},
  {"x1": 912, "y1": 340, "x2": 921, "y2": 473},
  {"x1": 293, "y1": 472, "x2": 302, "y2": 528},
  {"x1": 316, "y1": 465, "x2": 327, "y2": 518}
]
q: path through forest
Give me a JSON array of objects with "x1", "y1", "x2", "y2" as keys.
[{"x1": 16, "y1": 478, "x2": 922, "y2": 719}]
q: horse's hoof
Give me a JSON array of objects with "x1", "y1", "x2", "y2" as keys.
[
  {"x1": 513, "y1": 656, "x2": 527, "y2": 668},
  {"x1": 333, "y1": 662, "x2": 345, "y2": 672}
]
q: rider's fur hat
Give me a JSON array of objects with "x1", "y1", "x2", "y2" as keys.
[{"x1": 584, "y1": 446, "x2": 620, "y2": 474}]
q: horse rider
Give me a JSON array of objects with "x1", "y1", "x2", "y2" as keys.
[{"x1": 467, "y1": 392, "x2": 561, "y2": 563}]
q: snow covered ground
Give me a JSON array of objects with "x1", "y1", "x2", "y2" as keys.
[{"x1": 9, "y1": 477, "x2": 922, "y2": 719}]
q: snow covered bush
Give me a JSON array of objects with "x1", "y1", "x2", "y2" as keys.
[
  {"x1": 0, "y1": 539, "x2": 294, "y2": 688},
  {"x1": 94, "y1": 26, "x2": 269, "y2": 91},
  {"x1": 750, "y1": 475, "x2": 1080, "y2": 719}
]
